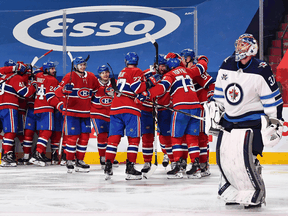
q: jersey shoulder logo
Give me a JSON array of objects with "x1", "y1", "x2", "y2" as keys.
[
  {"x1": 221, "y1": 73, "x2": 228, "y2": 80},
  {"x1": 225, "y1": 83, "x2": 243, "y2": 105},
  {"x1": 258, "y1": 62, "x2": 267, "y2": 68}
]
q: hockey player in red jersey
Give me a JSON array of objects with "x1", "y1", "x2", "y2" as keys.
[
  {"x1": 140, "y1": 54, "x2": 174, "y2": 175},
  {"x1": 104, "y1": 52, "x2": 147, "y2": 180},
  {"x1": 136, "y1": 56, "x2": 207, "y2": 178},
  {"x1": 0, "y1": 61, "x2": 36, "y2": 167},
  {"x1": 55, "y1": 56, "x2": 100, "y2": 173},
  {"x1": 90, "y1": 65, "x2": 118, "y2": 169},
  {"x1": 180, "y1": 48, "x2": 215, "y2": 177},
  {"x1": 29, "y1": 61, "x2": 63, "y2": 166}
]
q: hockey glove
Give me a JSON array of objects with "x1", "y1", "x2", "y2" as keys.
[
  {"x1": 104, "y1": 87, "x2": 115, "y2": 97},
  {"x1": 146, "y1": 74, "x2": 162, "y2": 89},
  {"x1": 134, "y1": 91, "x2": 150, "y2": 104},
  {"x1": 261, "y1": 116, "x2": 284, "y2": 148},
  {"x1": 14, "y1": 63, "x2": 28, "y2": 74},
  {"x1": 30, "y1": 81, "x2": 38, "y2": 90},
  {"x1": 196, "y1": 55, "x2": 209, "y2": 63},
  {"x1": 62, "y1": 83, "x2": 74, "y2": 95}
]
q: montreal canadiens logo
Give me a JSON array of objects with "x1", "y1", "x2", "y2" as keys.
[
  {"x1": 225, "y1": 83, "x2": 243, "y2": 105},
  {"x1": 100, "y1": 96, "x2": 112, "y2": 106},
  {"x1": 77, "y1": 88, "x2": 90, "y2": 99},
  {"x1": 12, "y1": 6, "x2": 180, "y2": 51}
]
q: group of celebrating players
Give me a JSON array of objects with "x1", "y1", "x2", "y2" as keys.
[
  {"x1": 0, "y1": 33, "x2": 284, "y2": 208},
  {"x1": 0, "y1": 47, "x2": 215, "y2": 180}
]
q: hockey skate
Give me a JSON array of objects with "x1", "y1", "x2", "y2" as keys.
[
  {"x1": 186, "y1": 158, "x2": 201, "y2": 179},
  {"x1": 60, "y1": 151, "x2": 66, "y2": 166},
  {"x1": 29, "y1": 151, "x2": 46, "y2": 167},
  {"x1": 100, "y1": 156, "x2": 105, "y2": 169},
  {"x1": 113, "y1": 159, "x2": 119, "y2": 167},
  {"x1": 104, "y1": 159, "x2": 113, "y2": 180},
  {"x1": 1, "y1": 152, "x2": 17, "y2": 167},
  {"x1": 125, "y1": 159, "x2": 142, "y2": 180},
  {"x1": 141, "y1": 162, "x2": 151, "y2": 178},
  {"x1": 162, "y1": 154, "x2": 169, "y2": 168},
  {"x1": 42, "y1": 153, "x2": 51, "y2": 165},
  {"x1": 167, "y1": 161, "x2": 183, "y2": 179},
  {"x1": 200, "y1": 162, "x2": 211, "y2": 177},
  {"x1": 17, "y1": 154, "x2": 30, "y2": 165},
  {"x1": 51, "y1": 150, "x2": 59, "y2": 165},
  {"x1": 66, "y1": 160, "x2": 74, "y2": 173},
  {"x1": 75, "y1": 159, "x2": 90, "y2": 173},
  {"x1": 180, "y1": 157, "x2": 187, "y2": 173}
]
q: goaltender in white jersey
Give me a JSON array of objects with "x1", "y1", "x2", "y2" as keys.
[{"x1": 207, "y1": 33, "x2": 284, "y2": 209}]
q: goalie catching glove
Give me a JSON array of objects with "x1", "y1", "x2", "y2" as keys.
[{"x1": 261, "y1": 116, "x2": 284, "y2": 148}]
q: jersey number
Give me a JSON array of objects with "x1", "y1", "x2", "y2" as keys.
[
  {"x1": 116, "y1": 79, "x2": 126, "y2": 97},
  {"x1": 0, "y1": 82, "x2": 5, "y2": 95},
  {"x1": 175, "y1": 75, "x2": 194, "y2": 92},
  {"x1": 36, "y1": 84, "x2": 45, "y2": 100}
]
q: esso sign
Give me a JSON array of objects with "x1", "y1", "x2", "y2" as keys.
[{"x1": 13, "y1": 5, "x2": 181, "y2": 52}]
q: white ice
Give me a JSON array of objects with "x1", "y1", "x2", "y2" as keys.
[{"x1": 0, "y1": 164, "x2": 287, "y2": 216}]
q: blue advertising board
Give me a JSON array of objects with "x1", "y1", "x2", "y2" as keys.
[{"x1": 0, "y1": 0, "x2": 259, "y2": 78}]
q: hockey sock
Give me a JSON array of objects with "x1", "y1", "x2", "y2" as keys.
[
  {"x1": 181, "y1": 136, "x2": 188, "y2": 160},
  {"x1": 17, "y1": 134, "x2": 24, "y2": 144},
  {"x1": 106, "y1": 135, "x2": 121, "y2": 162},
  {"x1": 23, "y1": 129, "x2": 34, "y2": 154},
  {"x1": 186, "y1": 134, "x2": 200, "y2": 163},
  {"x1": 65, "y1": 135, "x2": 80, "y2": 160},
  {"x1": 142, "y1": 133, "x2": 154, "y2": 162},
  {"x1": 160, "y1": 135, "x2": 174, "y2": 162},
  {"x1": 127, "y1": 137, "x2": 140, "y2": 163},
  {"x1": 50, "y1": 131, "x2": 62, "y2": 152},
  {"x1": 36, "y1": 130, "x2": 53, "y2": 154},
  {"x1": 198, "y1": 132, "x2": 208, "y2": 163},
  {"x1": 159, "y1": 135, "x2": 168, "y2": 155},
  {"x1": 76, "y1": 133, "x2": 89, "y2": 160},
  {"x1": 3, "y1": 132, "x2": 16, "y2": 154},
  {"x1": 97, "y1": 132, "x2": 108, "y2": 157},
  {"x1": 171, "y1": 137, "x2": 183, "y2": 162}
]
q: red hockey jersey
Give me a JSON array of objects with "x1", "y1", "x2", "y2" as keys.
[
  {"x1": 110, "y1": 67, "x2": 146, "y2": 117},
  {"x1": 90, "y1": 79, "x2": 114, "y2": 121},
  {"x1": 55, "y1": 71, "x2": 100, "y2": 118},
  {"x1": 193, "y1": 72, "x2": 215, "y2": 103},
  {"x1": 34, "y1": 72, "x2": 62, "y2": 114},
  {"x1": 149, "y1": 66, "x2": 202, "y2": 110},
  {"x1": 0, "y1": 73, "x2": 36, "y2": 110}
]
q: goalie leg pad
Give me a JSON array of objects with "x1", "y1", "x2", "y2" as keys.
[{"x1": 217, "y1": 129, "x2": 265, "y2": 206}]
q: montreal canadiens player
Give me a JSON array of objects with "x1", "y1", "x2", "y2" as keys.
[
  {"x1": 55, "y1": 56, "x2": 100, "y2": 173},
  {"x1": 210, "y1": 33, "x2": 283, "y2": 208},
  {"x1": 29, "y1": 61, "x2": 63, "y2": 166},
  {"x1": 90, "y1": 65, "x2": 118, "y2": 169},
  {"x1": 136, "y1": 55, "x2": 208, "y2": 179},
  {"x1": 180, "y1": 48, "x2": 215, "y2": 177},
  {"x1": 0, "y1": 60, "x2": 36, "y2": 166},
  {"x1": 104, "y1": 52, "x2": 147, "y2": 180}
]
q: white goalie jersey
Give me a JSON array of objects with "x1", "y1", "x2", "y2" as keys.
[{"x1": 214, "y1": 55, "x2": 283, "y2": 122}]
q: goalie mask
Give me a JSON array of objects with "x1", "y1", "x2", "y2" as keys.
[{"x1": 235, "y1": 34, "x2": 258, "y2": 62}]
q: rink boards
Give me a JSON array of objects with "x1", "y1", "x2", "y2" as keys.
[{"x1": 85, "y1": 106, "x2": 288, "y2": 165}]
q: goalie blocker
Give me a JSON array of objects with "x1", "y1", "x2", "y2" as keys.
[{"x1": 217, "y1": 129, "x2": 265, "y2": 207}]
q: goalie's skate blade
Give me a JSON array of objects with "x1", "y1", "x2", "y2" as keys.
[
  {"x1": 143, "y1": 165, "x2": 157, "y2": 179},
  {"x1": 167, "y1": 173, "x2": 183, "y2": 179},
  {"x1": 67, "y1": 169, "x2": 74, "y2": 174},
  {"x1": 105, "y1": 174, "x2": 112, "y2": 180},
  {"x1": 125, "y1": 174, "x2": 142, "y2": 180}
]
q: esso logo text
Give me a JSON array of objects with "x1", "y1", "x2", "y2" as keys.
[
  {"x1": 13, "y1": 6, "x2": 181, "y2": 52},
  {"x1": 77, "y1": 88, "x2": 91, "y2": 99},
  {"x1": 100, "y1": 96, "x2": 112, "y2": 106}
]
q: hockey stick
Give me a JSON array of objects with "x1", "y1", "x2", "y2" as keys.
[
  {"x1": 145, "y1": 33, "x2": 159, "y2": 74},
  {"x1": 0, "y1": 49, "x2": 54, "y2": 85},
  {"x1": 31, "y1": 49, "x2": 53, "y2": 67},
  {"x1": 143, "y1": 100, "x2": 158, "y2": 179},
  {"x1": 109, "y1": 78, "x2": 204, "y2": 121},
  {"x1": 58, "y1": 51, "x2": 74, "y2": 158}
]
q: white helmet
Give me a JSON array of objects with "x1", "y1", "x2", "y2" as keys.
[{"x1": 234, "y1": 33, "x2": 258, "y2": 62}]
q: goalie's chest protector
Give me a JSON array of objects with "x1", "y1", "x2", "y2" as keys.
[{"x1": 216, "y1": 56, "x2": 274, "y2": 118}]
